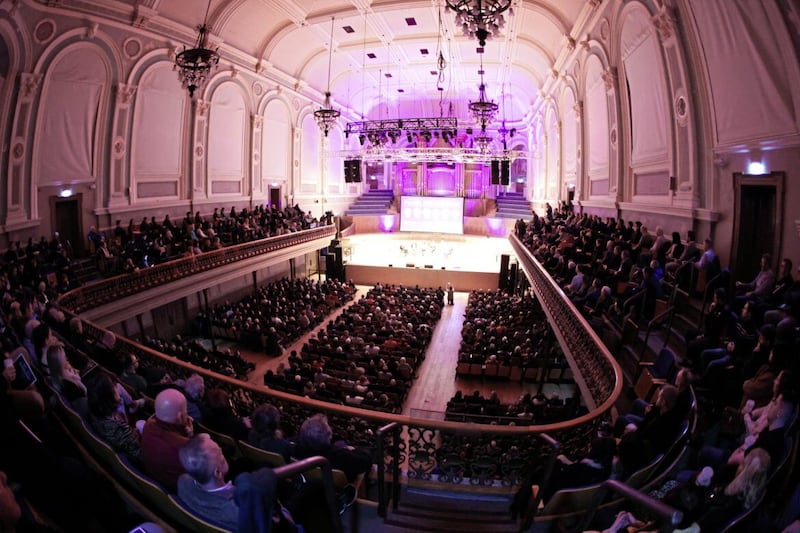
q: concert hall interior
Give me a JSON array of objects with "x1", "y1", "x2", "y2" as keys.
[{"x1": 0, "y1": 1, "x2": 799, "y2": 532}]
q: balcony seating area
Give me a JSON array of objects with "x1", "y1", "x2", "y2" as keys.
[{"x1": 345, "y1": 189, "x2": 394, "y2": 216}]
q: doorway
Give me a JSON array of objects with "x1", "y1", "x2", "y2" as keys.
[
  {"x1": 269, "y1": 187, "x2": 281, "y2": 209},
  {"x1": 51, "y1": 195, "x2": 83, "y2": 257},
  {"x1": 732, "y1": 172, "x2": 784, "y2": 282}
]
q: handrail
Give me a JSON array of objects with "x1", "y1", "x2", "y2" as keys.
[
  {"x1": 640, "y1": 304, "x2": 674, "y2": 358},
  {"x1": 55, "y1": 230, "x2": 625, "y2": 497},
  {"x1": 530, "y1": 434, "x2": 560, "y2": 520},
  {"x1": 58, "y1": 225, "x2": 336, "y2": 314},
  {"x1": 511, "y1": 236, "x2": 622, "y2": 413},
  {"x1": 575, "y1": 478, "x2": 683, "y2": 531},
  {"x1": 272, "y1": 456, "x2": 342, "y2": 533},
  {"x1": 376, "y1": 422, "x2": 402, "y2": 517}
]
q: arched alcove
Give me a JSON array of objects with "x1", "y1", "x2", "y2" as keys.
[
  {"x1": 209, "y1": 82, "x2": 248, "y2": 197},
  {"x1": 132, "y1": 63, "x2": 186, "y2": 201}
]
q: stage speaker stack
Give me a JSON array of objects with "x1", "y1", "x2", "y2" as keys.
[
  {"x1": 491, "y1": 160, "x2": 500, "y2": 185},
  {"x1": 499, "y1": 253, "x2": 510, "y2": 289},
  {"x1": 325, "y1": 242, "x2": 345, "y2": 281},
  {"x1": 344, "y1": 159, "x2": 361, "y2": 183},
  {"x1": 501, "y1": 160, "x2": 510, "y2": 185},
  {"x1": 509, "y1": 261, "x2": 518, "y2": 289}
]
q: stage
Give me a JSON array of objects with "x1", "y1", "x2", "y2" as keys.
[{"x1": 339, "y1": 233, "x2": 514, "y2": 291}]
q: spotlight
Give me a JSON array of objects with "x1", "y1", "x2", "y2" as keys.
[
  {"x1": 406, "y1": 131, "x2": 413, "y2": 143},
  {"x1": 359, "y1": 134, "x2": 366, "y2": 145}
]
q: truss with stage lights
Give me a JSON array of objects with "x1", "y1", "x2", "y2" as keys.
[
  {"x1": 329, "y1": 145, "x2": 528, "y2": 164},
  {"x1": 345, "y1": 117, "x2": 459, "y2": 146}
]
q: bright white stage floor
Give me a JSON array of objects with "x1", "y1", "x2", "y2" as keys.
[{"x1": 340, "y1": 232, "x2": 513, "y2": 272}]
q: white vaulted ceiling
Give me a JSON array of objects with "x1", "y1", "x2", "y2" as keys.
[{"x1": 68, "y1": 1, "x2": 593, "y2": 125}]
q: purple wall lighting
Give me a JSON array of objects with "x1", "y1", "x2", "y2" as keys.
[
  {"x1": 485, "y1": 217, "x2": 507, "y2": 237},
  {"x1": 380, "y1": 214, "x2": 397, "y2": 232}
]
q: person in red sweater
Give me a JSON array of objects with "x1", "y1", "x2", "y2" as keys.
[{"x1": 141, "y1": 387, "x2": 193, "y2": 490}]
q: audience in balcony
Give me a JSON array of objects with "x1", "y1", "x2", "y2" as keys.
[
  {"x1": 248, "y1": 403, "x2": 292, "y2": 462},
  {"x1": 202, "y1": 387, "x2": 250, "y2": 441},
  {"x1": 141, "y1": 388, "x2": 193, "y2": 490},
  {"x1": 88, "y1": 203, "x2": 326, "y2": 276},
  {"x1": 291, "y1": 413, "x2": 372, "y2": 483},
  {"x1": 46, "y1": 343, "x2": 87, "y2": 414},
  {"x1": 735, "y1": 253, "x2": 776, "y2": 308},
  {"x1": 177, "y1": 433, "x2": 241, "y2": 530},
  {"x1": 88, "y1": 372, "x2": 142, "y2": 460}
]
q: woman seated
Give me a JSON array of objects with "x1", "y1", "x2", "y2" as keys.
[
  {"x1": 87, "y1": 373, "x2": 141, "y2": 460},
  {"x1": 202, "y1": 388, "x2": 249, "y2": 441},
  {"x1": 247, "y1": 403, "x2": 291, "y2": 462},
  {"x1": 46, "y1": 344, "x2": 87, "y2": 415}
]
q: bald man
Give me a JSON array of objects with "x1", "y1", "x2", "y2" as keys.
[{"x1": 141, "y1": 388, "x2": 194, "y2": 490}]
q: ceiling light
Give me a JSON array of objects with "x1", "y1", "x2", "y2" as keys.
[
  {"x1": 175, "y1": 0, "x2": 220, "y2": 98},
  {"x1": 314, "y1": 17, "x2": 340, "y2": 137},
  {"x1": 445, "y1": 0, "x2": 513, "y2": 48}
]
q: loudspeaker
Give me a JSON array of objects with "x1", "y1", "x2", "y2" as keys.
[
  {"x1": 500, "y1": 160, "x2": 510, "y2": 185},
  {"x1": 499, "y1": 254, "x2": 510, "y2": 289},
  {"x1": 344, "y1": 160, "x2": 352, "y2": 182},
  {"x1": 509, "y1": 262, "x2": 518, "y2": 288},
  {"x1": 326, "y1": 245, "x2": 344, "y2": 281},
  {"x1": 406, "y1": 263, "x2": 415, "y2": 268},
  {"x1": 491, "y1": 160, "x2": 500, "y2": 185},
  {"x1": 424, "y1": 264, "x2": 433, "y2": 269},
  {"x1": 352, "y1": 160, "x2": 362, "y2": 182}
]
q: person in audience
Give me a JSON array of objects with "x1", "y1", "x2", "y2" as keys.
[
  {"x1": 141, "y1": 388, "x2": 193, "y2": 490},
  {"x1": 742, "y1": 345, "x2": 788, "y2": 408},
  {"x1": 87, "y1": 373, "x2": 141, "y2": 460},
  {"x1": 735, "y1": 253, "x2": 776, "y2": 307},
  {"x1": 120, "y1": 353, "x2": 147, "y2": 396},
  {"x1": 46, "y1": 343, "x2": 87, "y2": 411},
  {"x1": 177, "y1": 433, "x2": 239, "y2": 530},
  {"x1": 694, "y1": 448, "x2": 771, "y2": 531},
  {"x1": 248, "y1": 403, "x2": 291, "y2": 462},
  {"x1": 202, "y1": 388, "x2": 249, "y2": 441},
  {"x1": 692, "y1": 237, "x2": 714, "y2": 269},
  {"x1": 619, "y1": 384, "x2": 685, "y2": 458},
  {"x1": 292, "y1": 413, "x2": 372, "y2": 483},
  {"x1": 181, "y1": 373, "x2": 205, "y2": 424}
]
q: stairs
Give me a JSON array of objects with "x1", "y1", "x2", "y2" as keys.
[
  {"x1": 382, "y1": 487, "x2": 518, "y2": 532},
  {"x1": 346, "y1": 189, "x2": 395, "y2": 216},
  {"x1": 71, "y1": 256, "x2": 102, "y2": 285},
  {"x1": 494, "y1": 192, "x2": 531, "y2": 219}
]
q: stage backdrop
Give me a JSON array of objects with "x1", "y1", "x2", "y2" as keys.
[{"x1": 399, "y1": 196, "x2": 464, "y2": 235}]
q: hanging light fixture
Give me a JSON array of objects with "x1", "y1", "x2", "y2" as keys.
[
  {"x1": 469, "y1": 55, "x2": 499, "y2": 132},
  {"x1": 175, "y1": 0, "x2": 220, "y2": 98},
  {"x1": 446, "y1": 0, "x2": 513, "y2": 47},
  {"x1": 314, "y1": 17, "x2": 340, "y2": 137}
]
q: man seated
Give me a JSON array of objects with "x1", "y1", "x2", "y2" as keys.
[
  {"x1": 177, "y1": 433, "x2": 239, "y2": 530},
  {"x1": 735, "y1": 253, "x2": 776, "y2": 306},
  {"x1": 292, "y1": 414, "x2": 372, "y2": 483},
  {"x1": 142, "y1": 388, "x2": 193, "y2": 490}
]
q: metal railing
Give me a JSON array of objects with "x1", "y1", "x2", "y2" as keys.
[
  {"x1": 59, "y1": 225, "x2": 336, "y2": 314},
  {"x1": 57, "y1": 230, "x2": 624, "y2": 498}
]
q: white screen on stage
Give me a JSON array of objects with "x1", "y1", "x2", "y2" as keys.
[{"x1": 400, "y1": 196, "x2": 464, "y2": 234}]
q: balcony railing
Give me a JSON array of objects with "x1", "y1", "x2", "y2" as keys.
[
  {"x1": 57, "y1": 228, "x2": 622, "y2": 493},
  {"x1": 59, "y1": 225, "x2": 336, "y2": 314}
]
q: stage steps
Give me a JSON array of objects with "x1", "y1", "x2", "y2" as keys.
[
  {"x1": 494, "y1": 192, "x2": 531, "y2": 219},
  {"x1": 346, "y1": 189, "x2": 395, "y2": 215},
  {"x1": 383, "y1": 486, "x2": 518, "y2": 532}
]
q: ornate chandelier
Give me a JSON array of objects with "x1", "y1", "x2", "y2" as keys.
[
  {"x1": 446, "y1": 0, "x2": 514, "y2": 47},
  {"x1": 469, "y1": 56, "x2": 499, "y2": 132},
  {"x1": 314, "y1": 17, "x2": 340, "y2": 137},
  {"x1": 175, "y1": 0, "x2": 219, "y2": 98}
]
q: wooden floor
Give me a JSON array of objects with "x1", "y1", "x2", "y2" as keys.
[{"x1": 238, "y1": 285, "x2": 574, "y2": 416}]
